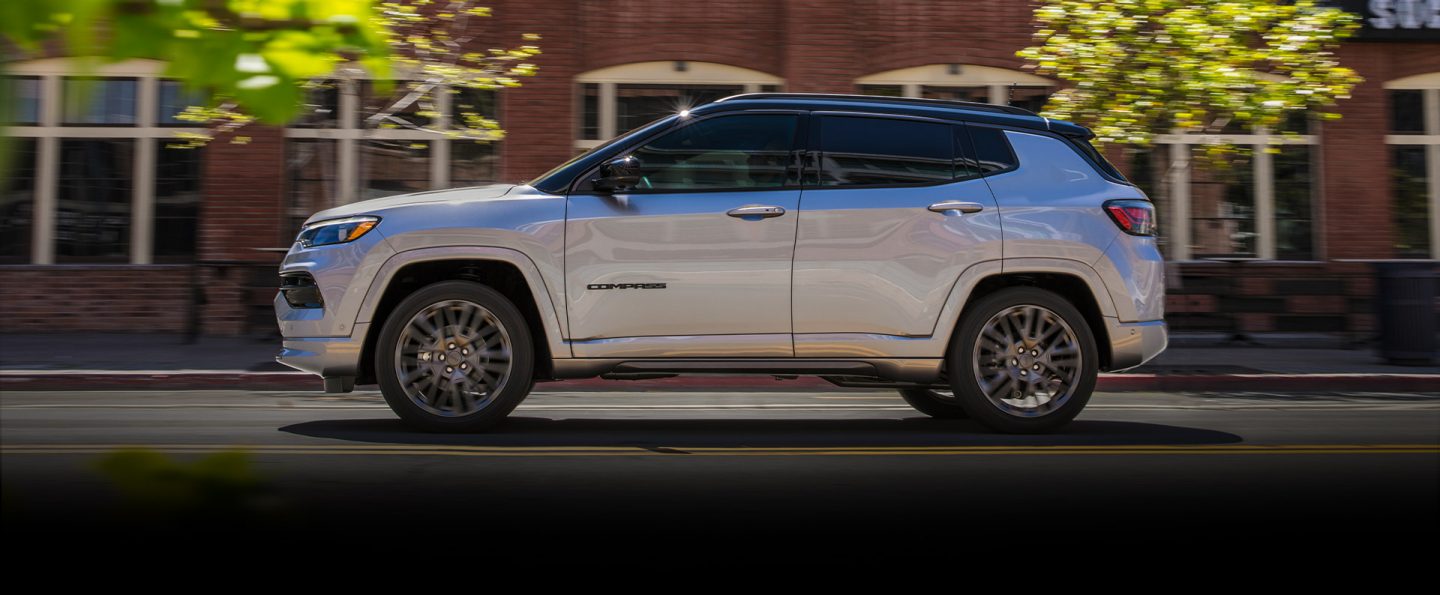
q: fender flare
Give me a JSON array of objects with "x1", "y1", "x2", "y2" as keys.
[{"x1": 356, "y1": 246, "x2": 571, "y2": 360}]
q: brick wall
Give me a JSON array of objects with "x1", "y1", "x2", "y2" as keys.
[
  {"x1": 0, "y1": 266, "x2": 191, "y2": 332},
  {"x1": 2, "y1": 2, "x2": 1435, "y2": 336}
]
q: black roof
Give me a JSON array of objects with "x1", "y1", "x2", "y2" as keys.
[
  {"x1": 528, "y1": 92, "x2": 1095, "y2": 193},
  {"x1": 695, "y1": 92, "x2": 1091, "y2": 138}
]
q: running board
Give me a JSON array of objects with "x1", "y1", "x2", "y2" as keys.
[{"x1": 551, "y1": 358, "x2": 943, "y2": 384}]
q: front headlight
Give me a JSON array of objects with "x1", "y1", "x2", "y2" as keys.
[{"x1": 297, "y1": 216, "x2": 380, "y2": 248}]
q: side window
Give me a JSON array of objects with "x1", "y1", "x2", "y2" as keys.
[
  {"x1": 953, "y1": 125, "x2": 983, "y2": 181},
  {"x1": 966, "y1": 125, "x2": 1020, "y2": 174},
  {"x1": 628, "y1": 114, "x2": 798, "y2": 192},
  {"x1": 817, "y1": 116, "x2": 953, "y2": 187}
]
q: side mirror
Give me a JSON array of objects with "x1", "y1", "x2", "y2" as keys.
[{"x1": 594, "y1": 155, "x2": 641, "y2": 193}]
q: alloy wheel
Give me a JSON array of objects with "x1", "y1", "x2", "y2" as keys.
[
  {"x1": 392, "y1": 299, "x2": 513, "y2": 417},
  {"x1": 971, "y1": 304, "x2": 1083, "y2": 417}
]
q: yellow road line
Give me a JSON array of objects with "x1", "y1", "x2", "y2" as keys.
[{"x1": 1, "y1": 443, "x2": 1435, "y2": 457}]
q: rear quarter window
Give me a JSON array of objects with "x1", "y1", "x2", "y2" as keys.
[{"x1": 965, "y1": 126, "x2": 1019, "y2": 174}]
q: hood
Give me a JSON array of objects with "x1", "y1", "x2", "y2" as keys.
[{"x1": 305, "y1": 183, "x2": 517, "y2": 224}]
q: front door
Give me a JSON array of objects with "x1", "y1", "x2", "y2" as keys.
[
  {"x1": 565, "y1": 112, "x2": 803, "y2": 357},
  {"x1": 792, "y1": 114, "x2": 1004, "y2": 349}
]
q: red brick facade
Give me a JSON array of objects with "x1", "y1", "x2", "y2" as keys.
[{"x1": 1, "y1": 1, "x2": 1436, "y2": 336}]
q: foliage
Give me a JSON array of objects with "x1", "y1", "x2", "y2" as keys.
[
  {"x1": 1018, "y1": 0, "x2": 1362, "y2": 149},
  {"x1": 94, "y1": 449, "x2": 270, "y2": 521},
  {"x1": 2, "y1": 1, "x2": 539, "y2": 144}
]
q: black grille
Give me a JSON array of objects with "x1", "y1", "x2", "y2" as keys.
[{"x1": 279, "y1": 273, "x2": 324, "y2": 309}]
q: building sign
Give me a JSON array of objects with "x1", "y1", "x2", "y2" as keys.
[{"x1": 1330, "y1": 1, "x2": 1440, "y2": 41}]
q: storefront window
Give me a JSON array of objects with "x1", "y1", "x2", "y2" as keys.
[
  {"x1": 62, "y1": 78, "x2": 138, "y2": 125},
  {"x1": 921, "y1": 85, "x2": 989, "y2": 103},
  {"x1": 1392, "y1": 145, "x2": 1432, "y2": 258},
  {"x1": 360, "y1": 140, "x2": 430, "y2": 199},
  {"x1": 1274, "y1": 146, "x2": 1314, "y2": 260},
  {"x1": 575, "y1": 63, "x2": 784, "y2": 149},
  {"x1": 284, "y1": 139, "x2": 337, "y2": 243},
  {"x1": 56, "y1": 139, "x2": 133, "y2": 262},
  {"x1": 1386, "y1": 82, "x2": 1439, "y2": 258},
  {"x1": 157, "y1": 80, "x2": 207, "y2": 125},
  {"x1": 1190, "y1": 151, "x2": 1256, "y2": 258},
  {"x1": 616, "y1": 84, "x2": 744, "y2": 135},
  {"x1": 153, "y1": 145, "x2": 202, "y2": 262},
  {"x1": 451, "y1": 140, "x2": 498, "y2": 187},
  {"x1": 3, "y1": 77, "x2": 41, "y2": 125},
  {"x1": 0, "y1": 139, "x2": 37, "y2": 263}
]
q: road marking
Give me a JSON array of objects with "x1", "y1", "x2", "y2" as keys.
[
  {"x1": 3, "y1": 402, "x2": 1438, "y2": 411},
  {"x1": 2, "y1": 443, "x2": 1435, "y2": 457}
]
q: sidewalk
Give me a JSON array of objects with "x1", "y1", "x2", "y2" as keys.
[{"x1": 1, "y1": 332, "x2": 1436, "y2": 392}]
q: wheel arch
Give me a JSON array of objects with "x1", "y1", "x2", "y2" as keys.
[
  {"x1": 355, "y1": 248, "x2": 569, "y2": 385},
  {"x1": 940, "y1": 263, "x2": 1116, "y2": 373}
]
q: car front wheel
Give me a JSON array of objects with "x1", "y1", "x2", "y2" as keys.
[
  {"x1": 947, "y1": 287, "x2": 1098, "y2": 434},
  {"x1": 375, "y1": 281, "x2": 535, "y2": 432}
]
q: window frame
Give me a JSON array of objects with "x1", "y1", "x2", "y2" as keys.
[
  {"x1": 573, "y1": 61, "x2": 785, "y2": 151},
  {"x1": 1147, "y1": 125, "x2": 1322, "y2": 262},
  {"x1": 60, "y1": 76, "x2": 140, "y2": 127},
  {"x1": 569, "y1": 110, "x2": 807, "y2": 196},
  {"x1": 1384, "y1": 84, "x2": 1440, "y2": 260},
  {"x1": 281, "y1": 77, "x2": 503, "y2": 241},
  {"x1": 5, "y1": 61, "x2": 208, "y2": 265},
  {"x1": 808, "y1": 111, "x2": 966, "y2": 191}
]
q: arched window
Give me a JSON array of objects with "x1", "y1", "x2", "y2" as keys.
[
  {"x1": 854, "y1": 64, "x2": 1056, "y2": 112},
  {"x1": 1385, "y1": 72, "x2": 1440, "y2": 258},
  {"x1": 575, "y1": 61, "x2": 783, "y2": 150}
]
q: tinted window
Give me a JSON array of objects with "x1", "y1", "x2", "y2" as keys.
[
  {"x1": 818, "y1": 116, "x2": 953, "y2": 187},
  {"x1": 953, "y1": 126, "x2": 982, "y2": 181},
  {"x1": 628, "y1": 114, "x2": 797, "y2": 192},
  {"x1": 966, "y1": 126, "x2": 1019, "y2": 174}
]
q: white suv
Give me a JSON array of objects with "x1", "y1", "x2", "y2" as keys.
[{"x1": 275, "y1": 93, "x2": 1167, "y2": 434}]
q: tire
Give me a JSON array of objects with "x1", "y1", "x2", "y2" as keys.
[
  {"x1": 898, "y1": 388, "x2": 970, "y2": 419},
  {"x1": 375, "y1": 281, "x2": 535, "y2": 432},
  {"x1": 946, "y1": 286, "x2": 1098, "y2": 434}
]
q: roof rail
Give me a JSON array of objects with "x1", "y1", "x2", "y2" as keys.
[{"x1": 715, "y1": 92, "x2": 1039, "y2": 117}]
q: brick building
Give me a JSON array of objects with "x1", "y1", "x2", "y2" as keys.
[{"x1": 1, "y1": 0, "x2": 1437, "y2": 336}]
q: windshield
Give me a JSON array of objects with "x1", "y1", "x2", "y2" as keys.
[{"x1": 527, "y1": 115, "x2": 679, "y2": 193}]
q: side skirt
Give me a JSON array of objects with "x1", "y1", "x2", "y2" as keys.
[{"x1": 549, "y1": 358, "x2": 943, "y2": 384}]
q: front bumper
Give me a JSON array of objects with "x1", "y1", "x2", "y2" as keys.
[
  {"x1": 1105, "y1": 319, "x2": 1167, "y2": 372},
  {"x1": 276, "y1": 322, "x2": 369, "y2": 392}
]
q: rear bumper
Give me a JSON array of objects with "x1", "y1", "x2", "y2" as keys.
[
  {"x1": 275, "y1": 323, "x2": 369, "y2": 392},
  {"x1": 1105, "y1": 318, "x2": 1167, "y2": 372}
]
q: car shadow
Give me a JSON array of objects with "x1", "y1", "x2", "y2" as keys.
[{"x1": 278, "y1": 416, "x2": 1242, "y2": 447}]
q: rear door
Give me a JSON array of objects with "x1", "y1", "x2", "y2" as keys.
[
  {"x1": 565, "y1": 112, "x2": 804, "y2": 356},
  {"x1": 792, "y1": 114, "x2": 1004, "y2": 345}
]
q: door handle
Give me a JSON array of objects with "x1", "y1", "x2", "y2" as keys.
[
  {"x1": 927, "y1": 201, "x2": 985, "y2": 214},
  {"x1": 727, "y1": 205, "x2": 786, "y2": 219}
]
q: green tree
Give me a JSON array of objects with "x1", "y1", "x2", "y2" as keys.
[
  {"x1": 1018, "y1": 0, "x2": 1362, "y2": 150},
  {"x1": 1, "y1": 1, "x2": 539, "y2": 143}
]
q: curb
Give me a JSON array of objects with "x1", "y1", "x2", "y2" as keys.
[{"x1": 2, "y1": 370, "x2": 1437, "y2": 393}]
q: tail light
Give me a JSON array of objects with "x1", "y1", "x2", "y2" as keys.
[{"x1": 1104, "y1": 199, "x2": 1156, "y2": 236}]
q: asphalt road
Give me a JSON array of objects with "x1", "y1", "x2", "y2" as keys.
[{"x1": 3, "y1": 387, "x2": 1438, "y2": 554}]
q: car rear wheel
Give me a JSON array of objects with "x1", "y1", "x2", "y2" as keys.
[
  {"x1": 375, "y1": 281, "x2": 535, "y2": 432},
  {"x1": 897, "y1": 388, "x2": 970, "y2": 419},
  {"x1": 947, "y1": 287, "x2": 1097, "y2": 434}
]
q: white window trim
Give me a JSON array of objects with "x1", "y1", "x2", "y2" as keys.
[
  {"x1": 574, "y1": 61, "x2": 784, "y2": 150},
  {"x1": 5, "y1": 59, "x2": 206, "y2": 265},
  {"x1": 1150, "y1": 129, "x2": 1321, "y2": 261},
  {"x1": 1383, "y1": 85, "x2": 1440, "y2": 259},
  {"x1": 282, "y1": 77, "x2": 484, "y2": 212}
]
